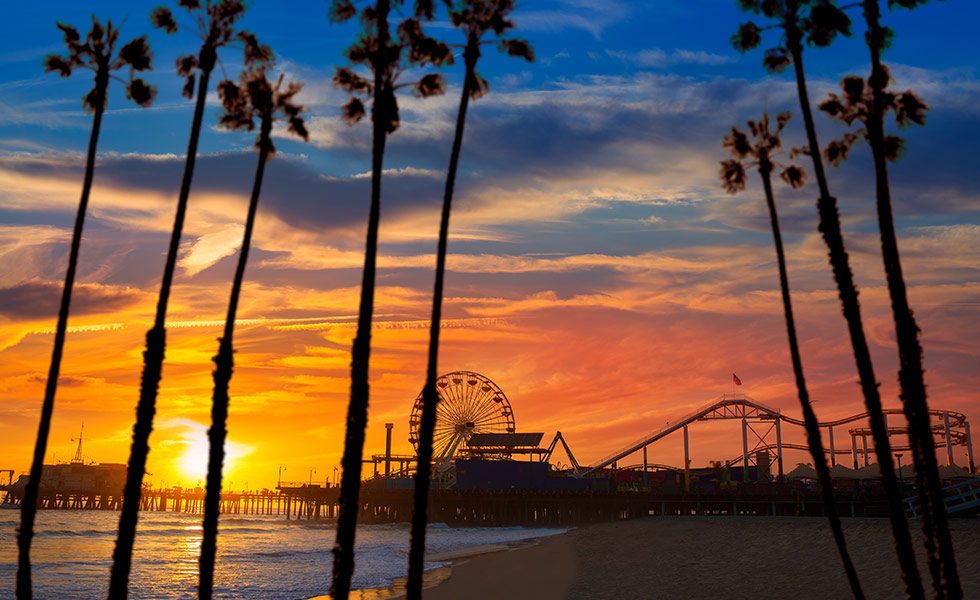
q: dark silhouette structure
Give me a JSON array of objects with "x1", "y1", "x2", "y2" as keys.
[
  {"x1": 110, "y1": 2, "x2": 272, "y2": 597},
  {"x1": 328, "y1": 1, "x2": 451, "y2": 597},
  {"x1": 406, "y1": 2, "x2": 532, "y2": 598},
  {"x1": 816, "y1": 1, "x2": 962, "y2": 595},
  {"x1": 731, "y1": 1, "x2": 923, "y2": 597},
  {"x1": 18, "y1": 18, "x2": 155, "y2": 600},
  {"x1": 197, "y1": 67, "x2": 309, "y2": 600},
  {"x1": 720, "y1": 112, "x2": 864, "y2": 599}
]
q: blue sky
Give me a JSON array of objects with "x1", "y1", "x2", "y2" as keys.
[{"x1": 0, "y1": 0, "x2": 978, "y2": 482}]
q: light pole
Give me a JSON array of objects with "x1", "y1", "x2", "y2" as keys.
[
  {"x1": 278, "y1": 464, "x2": 286, "y2": 488},
  {"x1": 333, "y1": 466, "x2": 339, "y2": 488},
  {"x1": 309, "y1": 468, "x2": 316, "y2": 486}
]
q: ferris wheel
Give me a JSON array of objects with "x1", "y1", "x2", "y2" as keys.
[{"x1": 408, "y1": 371, "x2": 516, "y2": 462}]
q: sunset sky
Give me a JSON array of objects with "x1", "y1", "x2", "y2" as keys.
[{"x1": 1, "y1": 0, "x2": 977, "y2": 490}]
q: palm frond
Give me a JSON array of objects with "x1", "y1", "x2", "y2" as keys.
[
  {"x1": 804, "y1": 2, "x2": 852, "y2": 47},
  {"x1": 763, "y1": 47, "x2": 791, "y2": 73},
  {"x1": 150, "y1": 7, "x2": 178, "y2": 33},
  {"x1": 731, "y1": 21, "x2": 762, "y2": 52},
  {"x1": 330, "y1": 0, "x2": 358, "y2": 22},
  {"x1": 119, "y1": 36, "x2": 153, "y2": 71},
  {"x1": 780, "y1": 165, "x2": 808, "y2": 189},
  {"x1": 127, "y1": 78, "x2": 157, "y2": 107},
  {"x1": 719, "y1": 159, "x2": 747, "y2": 194}
]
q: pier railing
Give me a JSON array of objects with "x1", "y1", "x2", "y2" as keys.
[{"x1": 904, "y1": 477, "x2": 980, "y2": 519}]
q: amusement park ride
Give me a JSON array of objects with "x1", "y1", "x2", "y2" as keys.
[
  {"x1": 408, "y1": 371, "x2": 516, "y2": 461},
  {"x1": 400, "y1": 371, "x2": 975, "y2": 481},
  {"x1": 2, "y1": 371, "x2": 976, "y2": 522}
]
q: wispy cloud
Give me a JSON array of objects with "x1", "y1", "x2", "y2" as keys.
[
  {"x1": 178, "y1": 224, "x2": 245, "y2": 276},
  {"x1": 607, "y1": 48, "x2": 737, "y2": 68},
  {"x1": 508, "y1": 0, "x2": 630, "y2": 39}
]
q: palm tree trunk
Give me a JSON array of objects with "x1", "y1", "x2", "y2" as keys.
[
  {"x1": 108, "y1": 59, "x2": 214, "y2": 600},
  {"x1": 198, "y1": 121, "x2": 271, "y2": 600},
  {"x1": 331, "y1": 3, "x2": 389, "y2": 598},
  {"x1": 862, "y1": 3, "x2": 960, "y2": 597},
  {"x1": 786, "y1": 29, "x2": 924, "y2": 599},
  {"x1": 16, "y1": 77, "x2": 107, "y2": 600},
  {"x1": 758, "y1": 159, "x2": 864, "y2": 600},
  {"x1": 405, "y1": 41, "x2": 477, "y2": 600}
]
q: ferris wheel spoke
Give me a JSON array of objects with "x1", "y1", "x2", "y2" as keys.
[
  {"x1": 441, "y1": 384, "x2": 465, "y2": 413},
  {"x1": 433, "y1": 428, "x2": 456, "y2": 447},
  {"x1": 454, "y1": 397, "x2": 478, "y2": 425},
  {"x1": 410, "y1": 372, "x2": 516, "y2": 460},
  {"x1": 471, "y1": 400, "x2": 507, "y2": 426},
  {"x1": 438, "y1": 397, "x2": 466, "y2": 427},
  {"x1": 433, "y1": 432, "x2": 456, "y2": 448},
  {"x1": 472, "y1": 398, "x2": 504, "y2": 422},
  {"x1": 436, "y1": 391, "x2": 462, "y2": 419},
  {"x1": 432, "y1": 437, "x2": 453, "y2": 452},
  {"x1": 438, "y1": 431, "x2": 462, "y2": 461}
]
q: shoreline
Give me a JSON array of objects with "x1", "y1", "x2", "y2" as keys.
[
  {"x1": 307, "y1": 536, "x2": 564, "y2": 600},
  {"x1": 342, "y1": 516, "x2": 980, "y2": 600}
]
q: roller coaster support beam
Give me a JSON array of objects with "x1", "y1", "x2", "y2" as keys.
[
  {"x1": 385, "y1": 423, "x2": 393, "y2": 479},
  {"x1": 643, "y1": 446, "x2": 648, "y2": 487},
  {"x1": 741, "y1": 418, "x2": 749, "y2": 484},
  {"x1": 775, "y1": 411, "x2": 784, "y2": 479},
  {"x1": 966, "y1": 422, "x2": 975, "y2": 474},
  {"x1": 862, "y1": 435, "x2": 869, "y2": 467},
  {"x1": 851, "y1": 434, "x2": 858, "y2": 470},
  {"x1": 945, "y1": 412, "x2": 954, "y2": 466},
  {"x1": 683, "y1": 425, "x2": 690, "y2": 492},
  {"x1": 543, "y1": 431, "x2": 581, "y2": 471},
  {"x1": 828, "y1": 426, "x2": 836, "y2": 467}
]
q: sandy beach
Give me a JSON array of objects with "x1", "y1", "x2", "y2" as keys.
[{"x1": 394, "y1": 517, "x2": 980, "y2": 600}]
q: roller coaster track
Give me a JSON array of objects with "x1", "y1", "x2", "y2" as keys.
[
  {"x1": 721, "y1": 439, "x2": 969, "y2": 468},
  {"x1": 584, "y1": 394, "x2": 970, "y2": 475},
  {"x1": 616, "y1": 436, "x2": 969, "y2": 473}
]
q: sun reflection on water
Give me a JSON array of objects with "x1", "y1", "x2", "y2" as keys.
[{"x1": 175, "y1": 529, "x2": 203, "y2": 577}]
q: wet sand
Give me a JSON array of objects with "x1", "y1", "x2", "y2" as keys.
[{"x1": 394, "y1": 517, "x2": 980, "y2": 600}]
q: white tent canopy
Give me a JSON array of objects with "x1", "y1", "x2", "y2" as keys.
[{"x1": 786, "y1": 463, "x2": 818, "y2": 480}]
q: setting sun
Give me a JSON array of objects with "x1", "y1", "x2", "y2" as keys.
[{"x1": 165, "y1": 421, "x2": 253, "y2": 489}]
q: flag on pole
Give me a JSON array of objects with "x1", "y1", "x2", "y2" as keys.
[{"x1": 733, "y1": 373, "x2": 742, "y2": 386}]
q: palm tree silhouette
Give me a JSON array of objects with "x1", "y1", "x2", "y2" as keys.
[
  {"x1": 328, "y1": 1, "x2": 451, "y2": 597},
  {"x1": 731, "y1": 2, "x2": 924, "y2": 597},
  {"x1": 818, "y1": 1, "x2": 961, "y2": 595},
  {"x1": 406, "y1": 2, "x2": 532, "y2": 597},
  {"x1": 197, "y1": 67, "x2": 309, "y2": 600},
  {"x1": 16, "y1": 18, "x2": 154, "y2": 600},
  {"x1": 720, "y1": 112, "x2": 864, "y2": 600},
  {"x1": 110, "y1": 2, "x2": 272, "y2": 597}
]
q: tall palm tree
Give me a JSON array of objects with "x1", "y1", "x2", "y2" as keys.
[
  {"x1": 406, "y1": 2, "x2": 532, "y2": 597},
  {"x1": 109, "y1": 2, "x2": 271, "y2": 597},
  {"x1": 328, "y1": 1, "x2": 451, "y2": 597},
  {"x1": 197, "y1": 67, "x2": 309, "y2": 600},
  {"x1": 819, "y1": 2, "x2": 961, "y2": 594},
  {"x1": 720, "y1": 113, "x2": 864, "y2": 600},
  {"x1": 731, "y1": 1, "x2": 924, "y2": 597},
  {"x1": 16, "y1": 19, "x2": 154, "y2": 600}
]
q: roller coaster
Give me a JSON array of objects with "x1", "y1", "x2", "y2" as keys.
[{"x1": 584, "y1": 394, "x2": 975, "y2": 477}]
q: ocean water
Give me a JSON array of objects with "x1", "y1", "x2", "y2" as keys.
[{"x1": 0, "y1": 510, "x2": 567, "y2": 599}]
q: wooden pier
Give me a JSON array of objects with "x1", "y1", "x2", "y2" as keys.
[
  {"x1": 354, "y1": 485, "x2": 893, "y2": 526},
  {"x1": 0, "y1": 484, "x2": 341, "y2": 520},
  {"x1": 0, "y1": 481, "x2": 914, "y2": 525}
]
